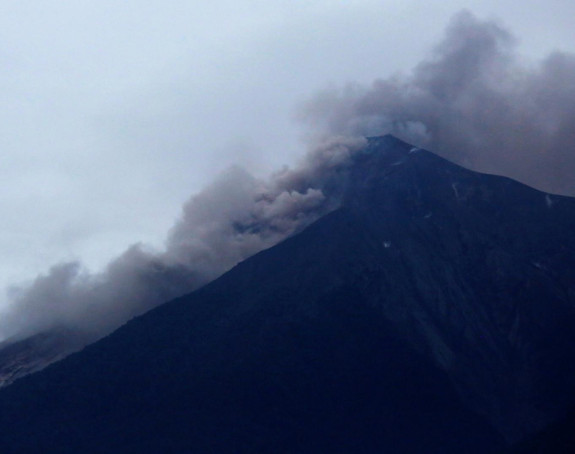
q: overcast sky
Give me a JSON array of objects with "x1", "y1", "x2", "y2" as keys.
[{"x1": 0, "y1": 1, "x2": 574, "y2": 303}]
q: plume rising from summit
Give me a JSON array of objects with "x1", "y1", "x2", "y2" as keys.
[{"x1": 300, "y1": 10, "x2": 575, "y2": 196}]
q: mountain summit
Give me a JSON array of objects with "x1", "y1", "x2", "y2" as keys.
[{"x1": 1, "y1": 135, "x2": 574, "y2": 453}]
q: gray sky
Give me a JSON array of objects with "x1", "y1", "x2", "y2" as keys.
[{"x1": 0, "y1": 1, "x2": 574, "y2": 307}]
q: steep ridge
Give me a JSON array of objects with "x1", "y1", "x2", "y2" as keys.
[
  {"x1": 344, "y1": 136, "x2": 575, "y2": 441},
  {"x1": 0, "y1": 135, "x2": 574, "y2": 452}
]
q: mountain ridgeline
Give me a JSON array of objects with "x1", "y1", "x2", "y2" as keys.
[{"x1": 0, "y1": 135, "x2": 574, "y2": 453}]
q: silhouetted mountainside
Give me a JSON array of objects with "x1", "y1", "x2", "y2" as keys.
[
  {"x1": 346, "y1": 137, "x2": 575, "y2": 442},
  {"x1": 0, "y1": 135, "x2": 574, "y2": 453}
]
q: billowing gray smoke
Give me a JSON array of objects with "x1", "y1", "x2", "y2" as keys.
[
  {"x1": 0, "y1": 136, "x2": 365, "y2": 344},
  {"x1": 3, "y1": 9, "x2": 575, "y2": 349},
  {"x1": 300, "y1": 10, "x2": 575, "y2": 196}
]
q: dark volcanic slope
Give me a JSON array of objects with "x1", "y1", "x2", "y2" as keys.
[
  {"x1": 346, "y1": 137, "x2": 575, "y2": 442},
  {"x1": 0, "y1": 135, "x2": 574, "y2": 453},
  {"x1": 509, "y1": 406, "x2": 575, "y2": 453}
]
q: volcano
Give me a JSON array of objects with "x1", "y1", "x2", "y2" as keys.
[{"x1": 0, "y1": 135, "x2": 574, "y2": 453}]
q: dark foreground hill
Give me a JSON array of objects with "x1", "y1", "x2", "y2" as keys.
[{"x1": 0, "y1": 135, "x2": 574, "y2": 453}]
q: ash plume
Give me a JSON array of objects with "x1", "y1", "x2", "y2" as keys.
[
  {"x1": 0, "y1": 136, "x2": 365, "y2": 345},
  {"x1": 300, "y1": 10, "x2": 575, "y2": 196},
  {"x1": 3, "y1": 9, "x2": 575, "y2": 351}
]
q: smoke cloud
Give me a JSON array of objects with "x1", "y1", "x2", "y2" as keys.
[
  {"x1": 2, "y1": 9, "x2": 575, "y2": 353},
  {"x1": 300, "y1": 10, "x2": 575, "y2": 196},
  {"x1": 0, "y1": 136, "x2": 366, "y2": 345}
]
